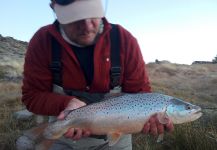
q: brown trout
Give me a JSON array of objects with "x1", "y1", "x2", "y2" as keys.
[{"x1": 18, "y1": 93, "x2": 202, "y2": 149}]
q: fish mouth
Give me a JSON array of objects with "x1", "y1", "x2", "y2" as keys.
[
  {"x1": 194, "y1": 111, "x2": 202, "y2": 116},
  {"x1": 195, "y1": 108, "x2": 201, "y2": 113},
  {"x1": 193, "y1": 108, "x2": 203, "y2": 118}
]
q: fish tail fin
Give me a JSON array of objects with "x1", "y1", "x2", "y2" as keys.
[
  {"x1": 35, "y1": 139, "x2": 56, "y2": 150},
  {"x1": 16, "y1": 123, "x2": 53, "y2": 150}
]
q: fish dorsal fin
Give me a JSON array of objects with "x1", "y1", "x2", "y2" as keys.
[
  {"x1": 157, "y1": 113, "x2": 169, "y2": 124},
  {"x1": 107, "y1": 132, "x2": 122, "y2": 146}
]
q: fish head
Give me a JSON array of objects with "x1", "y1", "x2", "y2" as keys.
[{"x1": 166, "y1": 98, "x2": 202, "y2": 124}]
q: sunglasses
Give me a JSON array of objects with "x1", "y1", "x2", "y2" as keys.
[{"x1": 55, "y1": 0, "x2": 75, "y2": 6}]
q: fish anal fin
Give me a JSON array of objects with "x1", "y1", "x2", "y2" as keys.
[
  {"x1": 157, "y1": 113, "x2": 169, "y2": 124},
  {"x1": 107, "y1": 132, "x2": 122, "y2": 146}
]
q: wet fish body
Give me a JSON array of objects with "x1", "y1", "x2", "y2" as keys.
[{"x1": 43, "y1": 93, "x2": 202, "y2": 145}]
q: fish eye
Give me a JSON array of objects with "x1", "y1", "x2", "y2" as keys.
[{"x1": 186, "y1": 105, "x2": 192, "y2": 110}]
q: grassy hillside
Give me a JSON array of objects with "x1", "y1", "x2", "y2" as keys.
[{"x1": 147, "y1": 62, "x2": 217, "y2": 107}]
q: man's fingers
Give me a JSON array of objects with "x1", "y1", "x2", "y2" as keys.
[
  {"x1": 72, "y1": 129, "x2": 83, "y2": 140},
  {"x1": 149, "y1": 115, "x2": 157, "y2": 124},
  {"x1": 58, "y1": 98, "x2": 86, "y2": 120},
  {"x1": 165, "y1": 121, "x2": 174, "y2": 132},
  {"x1": 150, "y1": 123, "x2": 158, "y2": 136},
  {"x1": 83, "y1": 130, "x2": 91, "y2": 137},
  {"x1": 142, "y1": 115, "x2": 174, "y2": 136},
  {"x1": 148, "y1": 116, "x2": 158, "y2": 136},
  {"x1": 57, "y1": 111, "x2": 66, "y2": 120},
  {"x1": 64, "y1": 128, "x2": 75, "y2": 138},
  {"x1": 157, "y1": 124, "x2": 164, "y2": 134},
  {"x1": 142, "y1": 122, "x2": 150, "y2": 134},
  {"x1": 63, "y1": 128, "x2": 90, "y2": 140}
]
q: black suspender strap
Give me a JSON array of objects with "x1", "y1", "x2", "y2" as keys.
[
  {"x1": 110, "y1": 24, "x2": 121, "y2": 89},
  {"x1": 50, "y1": 37, "x2": 62, "y2": 86}
]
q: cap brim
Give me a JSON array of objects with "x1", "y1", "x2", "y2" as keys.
[{"x1": 54, "y1": 0, "x2": 104, "y2": 24}]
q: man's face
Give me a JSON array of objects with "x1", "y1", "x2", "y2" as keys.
[{"x1": 61, "y1": 18, "x2": 102, "y2": 46}]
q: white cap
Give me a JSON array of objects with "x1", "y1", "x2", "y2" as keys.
[{"x1": 54, "y1": 0, "x2": 104, "y2": 24}]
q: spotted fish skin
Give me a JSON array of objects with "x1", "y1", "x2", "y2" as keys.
[{"x1": 43, "y1": 93, "x2": 202, "y2": 140}]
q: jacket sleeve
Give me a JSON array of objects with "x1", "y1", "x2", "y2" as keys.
[
  {"x1": 119, "y1": 26, "x2": 152, "y2": 93},
  {"x1": 22, "y1": 29, "x2": 73, "y2": 116}
]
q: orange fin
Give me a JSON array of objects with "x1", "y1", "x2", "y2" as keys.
[{"x1": 107, "y1": 132, "x2": 122, "y2": 146}]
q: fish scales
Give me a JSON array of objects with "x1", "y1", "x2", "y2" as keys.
[{"x1": 43, "y1": 93, "x2": 202, "y2": 141}]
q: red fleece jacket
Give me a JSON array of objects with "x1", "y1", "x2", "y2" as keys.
[{"x1": 22, "y1": 18, "x2": 151, "y2": 116}]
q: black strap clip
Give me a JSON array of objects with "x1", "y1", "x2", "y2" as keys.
[
  {"x1": 50, "y1": 61, "x2": 62, "y2": 73},
  {"x1": 110, "y1": 66, "x2": 121, "y2": 88}
]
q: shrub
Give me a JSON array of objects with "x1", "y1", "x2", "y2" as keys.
[{"x1": 212, "y1": 55, "x2": 217, "y2": 63}]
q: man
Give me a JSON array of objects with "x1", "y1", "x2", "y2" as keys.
[{"x1": 22, "y1": 0, "x2": 174, "y2": 149}]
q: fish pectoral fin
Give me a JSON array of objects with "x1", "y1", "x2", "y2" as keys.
[
  {"x1": 107, "y1": 132, "x2": 122, "y2": 146},
  {"x1": 157, "y1": 113, "x2": 169, "y2": 124}
]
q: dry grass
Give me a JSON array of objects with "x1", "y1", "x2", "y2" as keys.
[
  {"x1": 133, "y1": 121, "x2": 217, "y2": 150},
  {"x1": 147, "y1": 63, "x2": 217, "y2": 106},
  {"x1": 0, "y1": 82, "x2": 22, "y2": 108},
  {"x1": 0, "y1": 104, "x2": 35, "y2": 150},
  {"x1": 0, "y1": 56, "x2": 24, "y2": 81}
]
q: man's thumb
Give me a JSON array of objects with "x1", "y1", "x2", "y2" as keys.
[
  {"x1": 57, "y1": 111, "x2": 65, "y2": 120},
  {"x1": 57, "y1": 110, "x2": 71, "y2": 120}
]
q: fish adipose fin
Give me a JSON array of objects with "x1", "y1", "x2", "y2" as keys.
[{"x1": 107, "y1": 132, "x2": 122, "y2": 146}]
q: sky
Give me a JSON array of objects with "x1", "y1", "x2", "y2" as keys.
[{"x1": 0, "y1": 0, "x2": 217, "y2": 64}]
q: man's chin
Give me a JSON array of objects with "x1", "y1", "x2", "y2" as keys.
[{"x1": 77, "y1": 39, "x2": 96, "y2": 46}]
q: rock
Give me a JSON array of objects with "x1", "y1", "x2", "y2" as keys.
[
  {"x1": 13, "y1": 109, "x2": 33, "y2": 120},
  {"x1": 16, "y1": 135, "x2": 34, "y2": 150}
]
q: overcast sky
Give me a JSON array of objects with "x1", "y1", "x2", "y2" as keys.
[{"x1": 1, "y1": 0, "x2": 217, "y2": 64}]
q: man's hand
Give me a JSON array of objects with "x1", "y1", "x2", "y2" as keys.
[
  {"x1": 142, "y1": 115, "x2": 174, "y2": 136},
  {"x1": 57, "y1": 98, "x2": 91, "y2": 140}
]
